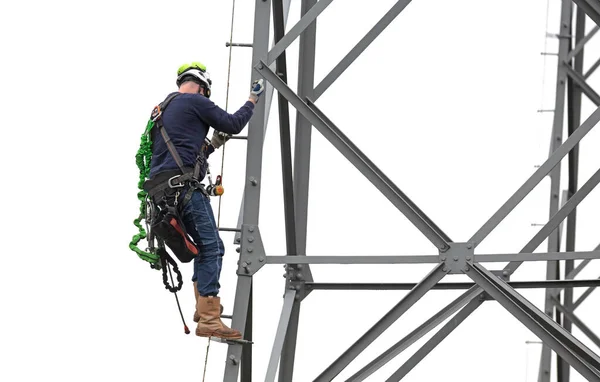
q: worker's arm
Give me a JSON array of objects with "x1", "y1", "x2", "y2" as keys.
[
  {"x1": 207, "y1": 79, "x2": 266, "y2": 149},
  {"x1": 193, "y1": 98, "x2": 254, "y2": 135}
]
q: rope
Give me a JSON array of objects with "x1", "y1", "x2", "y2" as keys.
[
  {"x1": 130, "y1": 119, "x2": 159, "y2": 264},
  {"x1": 217, "y1": 0, "x2": 237, "y2": 227}
]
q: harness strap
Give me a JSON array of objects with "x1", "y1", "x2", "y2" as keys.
[
  {"x1": 158, "y1": 124, "x2": 187, "y2": 173},
  {"x1": 154, "y1": 93, "x2": 212, "y2": 183}
]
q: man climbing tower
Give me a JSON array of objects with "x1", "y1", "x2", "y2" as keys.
[{"x1": 146, "y1": 62, "x2": 265, "y2": 339}]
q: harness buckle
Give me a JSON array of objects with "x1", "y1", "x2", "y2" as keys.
[
  {"x1": 151, "y1": 106, "x2": 162, "y2": 122},
  {"x1": 168, "y1": 175, "x2": 186, "y2": 188}
]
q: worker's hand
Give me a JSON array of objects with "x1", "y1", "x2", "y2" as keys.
[
  {"x1": 211, "y1": 130, "x2": 231, "y2": 149},
  {"x1": 249, "y1": 79, "x2": 265, "y2": 104}
]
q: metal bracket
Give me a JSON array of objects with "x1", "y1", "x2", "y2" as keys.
[
  {"x1": 492, "y1": 269, "x2": 512, "y2": 281},
  {"x1": 284, "y1": 263, "x2": 310, "y2": 301},
  {"x1": 478, "y1": 291, "x2": 493, "y2": 301},
  {"x1": 440, "y1": 243, "x2": 474, "y2": 274},
  {"x1": 237, "y1": 224, "x2": 267, "y2": 276}
]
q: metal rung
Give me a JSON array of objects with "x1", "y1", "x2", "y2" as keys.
[
  {"x1": 221, "y1": 314, "x2": 232, "y2": 319},
  {"x1": 537, "y1": 109, "x2": 555, "y2": 113},
  {"x1": 229, "y1": 135, "x2": 248, "y2": 140},
  {"x1": 540, "y1": 52, "x2": 559, "y2": 56},
  {"x1": 209, "y1": 336, "x2": 253, "y2": 345},
  {"x1": 546, "y1": 33, "x2": 572, "y2": 39},
  {"x1": 225, "y1": 42, "x2": 253, "y2": 48},
  {"x1": 219, "y1": 227, "x2": 241, "y2": 232}
]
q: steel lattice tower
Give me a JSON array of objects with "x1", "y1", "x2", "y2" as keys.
[{"x1": 219, "y1": 1, "x2": 600, "y2": 381}]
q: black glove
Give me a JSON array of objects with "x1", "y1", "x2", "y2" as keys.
[{"x1": 211, "y1": 131, "x2": 231, "y2": 149}]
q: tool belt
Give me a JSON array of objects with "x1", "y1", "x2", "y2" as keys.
[{"x1": 144, "y1": 169, "x2": 207, "y2": 263}]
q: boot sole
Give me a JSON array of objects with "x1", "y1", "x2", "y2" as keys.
[{"x1": 196, "y1": 329, "x2": 242, "y2": 340}]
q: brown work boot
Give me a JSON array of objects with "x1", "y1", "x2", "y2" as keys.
[
  {"x1": 193, "y1": 282, "x2": 223, "y2": 322},
  {"x1": 193, "y1": 282, "x2": 201, "y2": 322},
  {"x1": 195, "y1": 296, "x2": 241, "y2": 339}
]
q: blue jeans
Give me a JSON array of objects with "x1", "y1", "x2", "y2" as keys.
[{"x1": 181, "y1": 190, "x2": 224, "y2": 296}]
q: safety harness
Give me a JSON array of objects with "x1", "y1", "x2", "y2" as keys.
[{"x1": 143, "y1": 92, "x2": 215, "y2": 266}]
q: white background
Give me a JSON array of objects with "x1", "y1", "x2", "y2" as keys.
[{"x1": 1, "y1": 0, "x2": 599, "y2": 381}]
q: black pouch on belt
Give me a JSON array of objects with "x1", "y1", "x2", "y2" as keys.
[{"x1": 151, "y1": 205, "x2": 199, "y2": 263}]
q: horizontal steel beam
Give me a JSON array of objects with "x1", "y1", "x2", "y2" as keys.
[
  {"x1": 305, "y1": 279, "x2": 600, "y2": 291},
  {"x1": 478, "y1": 251, "x2": 600, "y2": 263},
  {"x1": 265, "y1": 251, "x2": 600, "y2": 264},
  {"x1": 267, "y1": 255, "x2": 438, "y2": 264}
]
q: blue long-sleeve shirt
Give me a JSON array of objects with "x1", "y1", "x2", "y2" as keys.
[{"x1": 149, "y1": 92, "x2": 254, "y2": 177}]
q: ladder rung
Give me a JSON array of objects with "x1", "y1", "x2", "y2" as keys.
[
  {"x1": 209, "y1": 336, "x2": 253, "y2": 345},
  {"x1": 225, "y1": 42, "x2": 253, "y2": 48},
  {"x1": 219, "y1": 227, "x2": 241, "y2": 232}
]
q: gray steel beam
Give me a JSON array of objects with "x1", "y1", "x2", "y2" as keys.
[
  {"x1": 585, "y1": 56, "x2": 600, "y2": 79},
  {"x1": 257, "y1": 62, "x2": 453, "y2": 251},
  {"x1": 267, "y1": 255, "x2": 438, "y2": 264},
  {"x1": 279, "y1": 302, "x2": 301, "y2": 382},
  {"x1": 272, "y1": 0, "x2": 299, "y2": 264},
  {"x1": 385, "y1": 299, "x2": 483, "y2": 382},
  {"x1": 481, "y1": 251, "x2": 600, "y2": 263},
  {"x1": 277, "y1": 1, "x2": 319, "y2": 380},
  {"x1": 241, "y1": 283, "x2": 253, "y2": 382},
  {"x1": 573, "y1": 281, "x2": 599, "y2": 309},
  {"x1": 469, "y1": 105, "x2": 600, "y2": 248},
  {"x1": 313, "y1": 264, "x2": 448, "y2": 382},
  {"x1": 234, "y1": 0, "x2": 292, "y2": 244},
  {"x1": 314, "y1": 0, "x2": 413, "y2": 100},
  {"x1": 307, "y1": 279, "x2": 600, "y2": 291},
  {"x1": 551, "y1": 260, "x2": 591, "y2": 298},
  {"x1": 223, "y1": 0, "x2": 272, "y2": 380},
  {"x1": 560, "y1": 11, "x2": 586, "y2": 379},
  {"x1": 572, "y1": 0, "x2": 600, "y2": 26},
  {"x1": 290, "y1": 0, "x2": 318, "y2": 280},
  {"x1": 266, "y1": 0, "x2": 334, "y2": 65},
  {"x1": 568, "y1": 259, "x2": 592, "y2": 279},
  {"x1": 466, "y1": 263, "x2": 600, "y2": 380},
  {"x1": 265, "y1": 290, "x2": 297, "y2": 382},
  {"x1": 552, "y1": 296, "x2": 600, "y2": 349},
  {"x1": 474, "y1": 263, "x2": 600, "y2": 369},
  {"x1": 549, "y1": 246, "x2": 598, "y2": 311},
  {"x1": 504, "y1": 167, "x2": 600, "y2": 275},
  {"x1": 564, "y1": 65, "x2": 600, "y2": 106},
  {"x1": 566, "y1": 25, "x2": 598, "y2": 62},
  {"x1": 224, "y1": 277, "x2": 254, "y2": 381},
  {"x1": 306, "y1": 99, "x2": 453, "y2": 249},
  {"x1": 346, "y1": 289, "x2": 481, "y2": 382},
  {"x1": 266, "y1": 251, "x2": 600, "y2": 264}
]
